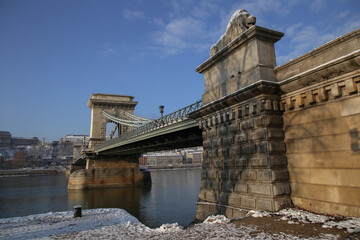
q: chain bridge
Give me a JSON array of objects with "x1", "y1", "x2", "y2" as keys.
[{"x1": 68, "y1": 8, "x2": 360, "y2": 221}]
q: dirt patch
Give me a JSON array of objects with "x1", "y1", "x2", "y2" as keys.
[{"x1": 233, "y1": 215, "x2": 359, "y2": 239}]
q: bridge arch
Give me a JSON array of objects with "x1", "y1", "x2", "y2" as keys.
[{"x1": 87, "y1": 93, "x2": 137, "y2": 148}]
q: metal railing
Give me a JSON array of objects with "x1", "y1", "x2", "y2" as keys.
[{"x1": 96, "y1": 100, "x2": 202, "y2": 150}]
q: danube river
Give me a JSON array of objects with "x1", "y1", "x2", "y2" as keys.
[{"x1": 0, "y1": 168, "x2": 201, "y2": 228}]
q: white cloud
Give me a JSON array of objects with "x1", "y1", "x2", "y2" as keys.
[
  {"x1": 123, "y1": 9, "x2": 144, "y2": 21},
  {"x1": 310, "y1": 0, "x2": 327, "y2": 12},
  {"x1": 153, "y1": 18, "x2": 165, "y2": 26},
  {"x1": 190, "y1": 0, "x2": 219, "y2": 19},
  {"x1": 165, "y1": 17, "x2": 206, "y2": 38},
  {"x1": 277, "y1": 25, "x2": 331, "y2": 64},
  {"x1": 285, "y1": 23, "x2": 303, "y2": 37},
  {"x1": 233, "y1": 0, "x2": 300, "y2": 18},
  {"x1": 151, "y1": 16, "x2": 211, "y2": 55},
  {"x1": 335, "y1": 10, "x2": 350, "y2": 20},
  {"x1": 277, "y1": 13, "x2": 360, "y2": 65},
  {"x1": 99, "y1": 47, "x2": 117, "y2": 56}
]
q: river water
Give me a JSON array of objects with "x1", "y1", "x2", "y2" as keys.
[{"x1": 0, "y1": 168, "x2": 201, "y2": 228}]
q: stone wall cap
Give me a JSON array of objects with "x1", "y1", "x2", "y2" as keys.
[
  {"x1": 279, "y1": 49, "x2": 360, "y2": 88},
  {"x1": 196, "y1": 26, "x2": 284, "y2": 74},
  {"x1": 91, "y1": 93, "x2": 135, "y2": 99}
]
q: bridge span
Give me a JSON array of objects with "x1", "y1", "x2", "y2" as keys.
[{"x1": 94, "y1": 101, "x2": 203, "y2": 155}]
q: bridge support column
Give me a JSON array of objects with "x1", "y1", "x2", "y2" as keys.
[
  {"x1": 68, "y1": 154, "x2": 144, "y2": 189},
  {"x1": 190, "y1": 82, "x2": 292, "y2": 220},
  {"x1": 190, "y1": 22, "x2": 292, "y2": 221}
]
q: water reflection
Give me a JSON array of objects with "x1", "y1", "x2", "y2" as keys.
[
  {"x1": 0, "y1": 175, "x2": 69, "y2": 218},
  {"x1": 68, "y1": 185, "x2": 151, "y2": 222},
  {"x1": 0, "y1": 169, "x2": 201, "y2": 228},
  {"x1": 139, "y1": 169, "x2": 201, "y2": 227}
]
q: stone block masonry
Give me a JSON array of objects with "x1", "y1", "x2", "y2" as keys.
[
  {"x1": 278, "y1": 41, "x2": 360, "y2": 217},
  {"x1": 190, "y1": 82, "x2": 292, "y2": 220},
  {"x1": 68, "y1": 154, "x2": 144, "y2": 190}
]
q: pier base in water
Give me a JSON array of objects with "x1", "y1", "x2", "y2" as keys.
[{"x1": 68, "y1": 155, "x2": 151, "y2": 190}]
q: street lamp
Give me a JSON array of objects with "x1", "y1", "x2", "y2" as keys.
[{"x1": 159, "y1": 105, "x2": 164, "y2": 118}]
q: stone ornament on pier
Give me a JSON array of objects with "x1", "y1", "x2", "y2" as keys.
[
  {"x1": 210, "y1": 9, "x2": 256, "y2": 57},
  {"x1": 197, "y1": 9, "x2": 283, "y2": 106}
]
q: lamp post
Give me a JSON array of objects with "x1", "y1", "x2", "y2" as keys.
[{"x1": 159, "y1": 105, "x2": 164, "y2": 118}]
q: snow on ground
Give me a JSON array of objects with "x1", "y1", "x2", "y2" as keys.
[
  {"x1": 248, "y1": 208, "x2": 360, "y2": 234},
  {"x1": 276, "y1": 208, "x2": 360, "y2": 233},
  {"x1": 0, "y1": 209, "x2": 138, "y2": 240},
  {"x1": 1, "y1": 208, "x2": 359, "y2": 239}
]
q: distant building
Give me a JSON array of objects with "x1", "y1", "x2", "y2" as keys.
[
  {"x1": 61, "y1": 135, "x2": 89, "y2": 144},
  {"x1": 140, "y1": 148, "x2": 203, "y2": 168},
  {"x1": 0, "y1": 131, "x2": 12, "y2": 147},
  {"x1": 0, "y1": 131, "x2": 39, "y2": 147},
  {"x1": 145, "y1": 152, "x2": 182, "y2": 167},
  {"x1": 11, "y1": 137, "x2": 39, "y2": 146},
  {"x1": 186, "y1": 152, "x2": 202, "y2": 164}
]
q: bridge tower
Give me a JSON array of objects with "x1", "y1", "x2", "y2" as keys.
[
  {"x1": 87, "y1": 94, "x2": 137, "y2": 149},
  {"x1": 68, "y1": 93, "x2": 146, "y2": 190}
]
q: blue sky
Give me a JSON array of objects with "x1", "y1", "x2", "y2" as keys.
[{"x1": 1, "y1": 0, "x2": 359, "y2": 141}]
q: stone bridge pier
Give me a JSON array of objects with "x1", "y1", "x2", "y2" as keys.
[
  {"x1": 190, "y1": 81, "x2": 291, "y2": 219},
  {"x1": 68, "y1": 154, "x2": 144, "y2": 189},
  {"x1": 189, "y1": 13, "x2": 292, "y2": 220}
]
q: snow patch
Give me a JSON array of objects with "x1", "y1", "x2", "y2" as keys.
[
  {"x1": 0, "y1": 208, "x2": 139, "y2": 240},
  {"x1": 246, "y1": 210, "x2": 271, "y2": 218},
  {"x1": 203, "y1": 215, "x2": 230, "y2": 224},
  {"x1": 277, "y1": 208, "x2": 360, "y2": 233},
  {"x1": 277, "y1": 208, "x2": 331, "y2": 223}
]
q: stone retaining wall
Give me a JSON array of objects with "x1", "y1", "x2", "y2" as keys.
[{"x1": 276, "y1": 28, "x2": 360, "y2": 217}]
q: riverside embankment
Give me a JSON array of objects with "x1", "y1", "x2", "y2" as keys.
[{"x1": 0, "y1": 168, "x2": 66, "y2": 177}]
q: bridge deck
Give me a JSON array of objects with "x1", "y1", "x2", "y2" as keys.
[{"x1": 94, "y1": 101, "x2": 203, "y2": 155}]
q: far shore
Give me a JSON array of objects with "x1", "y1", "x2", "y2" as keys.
[
  {"x1": 0, "y1": 165, "x2": 201, "y2": 177},
  {"x1": 143, "y1": 165, "x2": 202, "y2": 170},
  {"x1": 0, "y1": 168, "x2": 66, "y2": 177}
]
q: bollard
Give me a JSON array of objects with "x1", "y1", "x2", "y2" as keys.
[{"x1": 73, "y1": 205, "x2": 82, "y2": 218}]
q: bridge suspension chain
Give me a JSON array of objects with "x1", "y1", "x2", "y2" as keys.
[
  {"x1": 99, "y1": 100, "x2": 202, "y2": 145},
  {"x1": 102, "y1": 111, "x2": 144, "y2": 127},
  {"x1": 124, "y1": 112, "x2": 152, "y2": 123}
]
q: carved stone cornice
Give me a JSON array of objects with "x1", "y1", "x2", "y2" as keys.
[
  {"x1": 189, "y1": 80, "x2": 283, "y2": 131},
  {"x1": 88, "y1": 99, "x2": 138, "y2": 109},
  {"x1": 189, "y1": 80, "x2": 279, "y2": 119},
  {"x1": 280, "y1": 70, "x2": 360, "y2": 112},
  {"x1": 279, "y1": 50, "x2": 360, "y2": 94}
]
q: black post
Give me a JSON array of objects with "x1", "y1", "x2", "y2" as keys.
[{"x1": 73, "y1": 205, "x2": 82, "y2": 218}]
